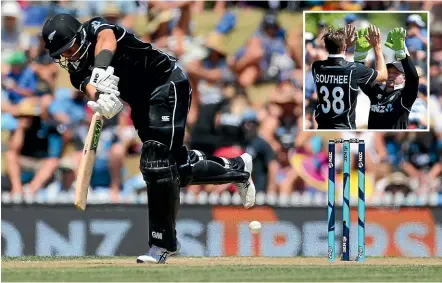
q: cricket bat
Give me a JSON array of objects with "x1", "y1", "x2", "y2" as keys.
[
  {"x1": 74, "y1": 112, "x2": 103, "y2": 211},
  {"x1": 74, "y1": 66, "x2": 114, "y2": 211}
]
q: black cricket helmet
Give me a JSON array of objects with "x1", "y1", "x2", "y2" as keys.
[{"x1": 42, "y1": 13, "x2": 90, "y2": 71}]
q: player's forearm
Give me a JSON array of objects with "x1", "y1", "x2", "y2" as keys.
[
  {"x1": 402, "y1": 55, "x2": 419, "y2": 85},
  {"x1": 402, "y1": 55, "x2": 419, "y2": 106},
  {"x1": 95, "y1": 30, "x2": 117, "y2": 68},
  {"x1": 373, "y1": 47, "x2": 387, "y2": 82}
]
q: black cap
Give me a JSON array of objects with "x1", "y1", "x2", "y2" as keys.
[
  {"x1": 387, "y1": 61, "x2": 404, "y2": 73},
  {"x1": 42, "y1": 13, "x2": 82, "y2": 58}
]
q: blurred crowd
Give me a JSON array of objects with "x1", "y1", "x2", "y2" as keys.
[{"x1": 1, "y1": 1, "x2": 441, "y2": 203}]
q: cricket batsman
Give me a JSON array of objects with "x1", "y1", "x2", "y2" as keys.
[
  {"x1": 41, "y1": 14, "x2": 255, "y2": 263},
  {"x1": 358, "y1": 27, "x2": 419, "y2": 129}
]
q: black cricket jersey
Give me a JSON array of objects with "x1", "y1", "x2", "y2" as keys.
[
  {"x1": 69, "y1": 17, "x2": 177, "y2": 105},
  {"x1": 360, "y1": 56, "x2": 419, "y2": 129},
  {"x1": 312, "y1": 55, "x2": 378, "y2": 129}
]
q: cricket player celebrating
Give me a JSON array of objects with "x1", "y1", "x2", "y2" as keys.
[
  {"x1": 312, "y1": 25, "x2": 388, "y2": 129},
  {"x1": 41, "y1": 14, "x2": 255, "y2": 264},
  {"x1": 359, "y1": 27, "x2": 419, "y2": 129}
]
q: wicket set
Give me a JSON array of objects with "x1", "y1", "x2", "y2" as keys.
[{"x1": 327, "y1": 138, "x2": 365, "y2": 262}]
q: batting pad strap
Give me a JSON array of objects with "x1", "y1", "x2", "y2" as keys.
[{"x1": 189, "y1": 160, "x2": 249, "y2": 185}]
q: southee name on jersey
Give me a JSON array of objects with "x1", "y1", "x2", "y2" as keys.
[{"x1": 315, "y1": 74, "x2": 349, "y2": 84}]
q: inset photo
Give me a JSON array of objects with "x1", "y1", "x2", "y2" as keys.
[{"x1": 303, "y1": 11, "x2": 430, "y2": 131}]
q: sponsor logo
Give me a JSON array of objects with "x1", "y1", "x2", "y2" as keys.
[
  {"x1": 90, "y1": 119, "x2": 102, "y2": 151},
  {"x1": 342, "y1": 236, "x2": 348, "y2": 253},
  {"x1": 328, "y1": 152, "x2": 333, "y2": 168},
  {"x1": 370, "y1": 103, "x2": 393, "y2": 113},
  {"x1": 161, "y1": 116, "x2": 170, "y2": 122},
  {"x1": 377, "y1": 94, "x2": 383, "y2": 100},
  {"x1": 358, "y1": 152, "x2": 364, "y2": 168},
  {"x1": 358, "y1": 246, "x2": 364, "y2": 259},
  {"x1": 93, "y1": 73, "x2": 99, "y2": 83},
  {"x1": 91, "y1": 21, "x2": 101, "y2": 33},
  {"x1": 328, "y1": 246, "x2": 333, "y2": 259},
  {"x1": 152, "y1": 231, "x2": 163, "y2": 240},
  {"x1": 343, "y1": 149, "x2": 348, "y2": 162}
]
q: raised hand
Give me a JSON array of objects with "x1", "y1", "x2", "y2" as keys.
[
  {"x1": 385, "y1": 27, "x2": 408, "y2": 60},
  {"x1": 366, "y1": 24, "x2": 382, "y2": 49},
  {"x1": 345, "y1": 24, "x2": 356, "y2": 48},
  {"x1": 354, "y1": 27, "x2": 371, "y2": 61}
]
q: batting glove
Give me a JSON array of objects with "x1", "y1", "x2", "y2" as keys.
[
  {"x1": 354, "y1": 28, "x2": 371, "y2": 62},
  {"x1": 87, "y1": 92, "x2": 123, "y2": 119},
  {"x1": 90, "y1": 67, "x2": 120, "y2": 96},
  {"x1": 384, "y1": 27, "x2": 408, "y2": 60}
]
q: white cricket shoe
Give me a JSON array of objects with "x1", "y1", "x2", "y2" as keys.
[
  {"x1": 136, "y1": 244, "x2": 179, "y2": 264},
  {"x1": 235, "y1": 153, "x2": 256, "y2": 209}
]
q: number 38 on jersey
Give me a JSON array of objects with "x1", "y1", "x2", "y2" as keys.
[{"x1": 319, "y1": 86, "x2": 345, "y2": 115}]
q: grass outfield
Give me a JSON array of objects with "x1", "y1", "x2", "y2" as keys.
[{"x1": 2, "y1": 257, "x2": 442, "y2": 282}]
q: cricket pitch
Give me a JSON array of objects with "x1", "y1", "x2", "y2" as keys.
[{"x1": 2, "y1": 256, "x2": 442, "y2": 281}]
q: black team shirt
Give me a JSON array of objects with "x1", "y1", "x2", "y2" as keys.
[
  {"x1": 360, "y1": 56, "x2": 419, "y2": 129},
  {"x1": 312, "y1": 55, "x2": 378, "y2": 129}
]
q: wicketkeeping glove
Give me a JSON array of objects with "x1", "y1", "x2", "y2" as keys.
[
  {"x1": 384, "y1": 27, "x2": 408, "y2": 60},
  {"x1": 354, "y1": 28, "x2": 371, "y2": 62}
]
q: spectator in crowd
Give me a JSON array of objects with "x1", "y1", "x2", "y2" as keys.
[
  {"x1": 1, "y1": 1, "x2": 30, "y2": 63},
  {"x1": 231, "y1": 11, "x2": 294, "y2": 87},
  {"x1": 241, "y1": 110, "x2": 278, "y2": 193},
  {"x1": 2, "y1": 51, "x2": 38, "y2": 104},
  {"x1": 186, "y1": 32, "x2": 235, "y2": 128},
  {"x1": 47, "y1": 0, "x2": 78, "y2": 18},
  {"x1": 406, "y1": 14, "x2": 428, "y2": 62},
  {"x1": 144, "y1": 1, "x2": 194, "y2": 60},
  {"x1": 101, "y1": 4, "x2": 127, "y2": 29},
  {"x1": 258, "y1": 71, "x2": 302, "y2": 151},
  {"x1": 5, "y1": 99, "x2": 63, "y2": 195},
  {"x1": 409, "y1": 83, "x2": 428, "y2": 130},
  {"x1": 216, "y1": 88, "x2": 251, "y2": 150},
  {"x1": 2, "y1": 88, "x2": 21, "y2": 132},
  {"x1": 272, "y1": 132, "x2": 297, "y2": 196},
  {"x1": 402, "y1": 131, "x2": 442, "y2": 193},
  {"x1": 75, "y1": 0, "x2": 137, "y2": 31},
  {"x1": 28, "y1": 34, "x2": 58, "y2": 92}
]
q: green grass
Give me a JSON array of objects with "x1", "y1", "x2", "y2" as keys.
[{"x1": 2, "y1": 257, "x2": 442, "y2": 282}]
